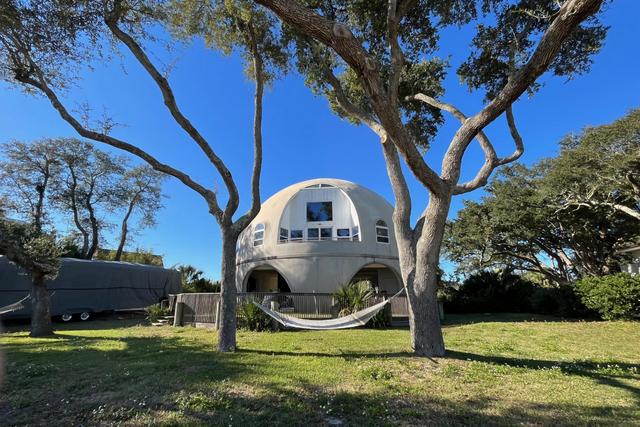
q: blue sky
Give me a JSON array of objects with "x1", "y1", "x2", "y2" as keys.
[{"x1": 1, "y1": 1, "x2": 638, "y2": 279}]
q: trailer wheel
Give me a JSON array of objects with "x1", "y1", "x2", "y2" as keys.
[
  {"x1": 79, "y1": 312, "x2": 91, "y2": 321},
  {"x1": 61, "y1": 313, "x2": 73, "y2": 322}
]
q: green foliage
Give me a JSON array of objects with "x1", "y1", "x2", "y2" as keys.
[
  {"x1": 146, "y1": 303, "x2": 171, "y2": 322},
  {"x1": 543, "y1": 108, "x2": 640, "y2": 221},
  {"x1": 95, "y1": 248, "x2": 164, "y2": 266},
  {"x1": 333, "y1": 280, "x2": 375, "y2": 316},
  {"x1": 445, "y1": 270, "x2": 537, "y2": 314},
  {"x1": 445, "y1": 158, "x2": 639, "y2": 283},
  {"x1": 575, "y1": 273, "x2": 640, "y2": 320},
  {"x1": 0, "y1": 216, "x2": 62, "y2": 279},
  {"x1": 237, "y1": 300, "x2": 273, "y2": 331},
  {"x1": 175, "y1": 264, "x2": 220, "y2": 292}
]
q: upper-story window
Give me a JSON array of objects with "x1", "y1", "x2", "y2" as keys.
[
  {"x1": 337, "y1": 228, "x2": 350, "y2": 241},
  {"x1": 254, "y1": 223, "x2": 265, "y2": 246},
  {"x1": 352, "y1": 226, "x2": 360, "y2": 242},
  {"x1": 375, "y1": 220, "x2": 389, "y2": 244},
  {"x1": 307, "y1": 201, "x2": 333, "y2": 222},
  {"x1": 279, "y1": 227, "x2": 289, "y2": 243}
]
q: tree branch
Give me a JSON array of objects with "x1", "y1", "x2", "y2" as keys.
[
  {"x1": 254, "y1": 0, "x2": 447, "y2": 197},
  {"x1": 234, "y1": 20, "x2": 265, "y2": 232},
  {"x1": 440, "y1": 0, "x2": 604, "y2": 185},
  {"x1": 104, "y1": 14, "x2": 239, "y2": 220},
  {"x1": 14, "y1": 60, "x2": 222, "y2": 220}
]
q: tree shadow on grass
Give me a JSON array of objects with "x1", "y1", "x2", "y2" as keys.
[
  {"x1": 447, "y1": 350, "x2": 640, "y2": 400},
  {"x1": 2, "y1": 332, "x2": 639, "y2": 426}
]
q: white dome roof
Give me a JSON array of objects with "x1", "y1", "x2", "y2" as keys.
[{"x1": 237, "y1": 178, "x2": 398, "y2": 263}]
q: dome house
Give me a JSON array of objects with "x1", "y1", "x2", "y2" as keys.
[{"x1": 236, "y1": 178, "x2": 402, "y2": 294}]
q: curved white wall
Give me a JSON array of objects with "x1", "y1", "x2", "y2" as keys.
[{"x1": 236, "y1": 178, "x2": 401, "y2": 293}]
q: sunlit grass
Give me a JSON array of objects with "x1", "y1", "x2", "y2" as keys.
[{"x1": 1, "y1": 314, "x2": 638, "y2": 426}]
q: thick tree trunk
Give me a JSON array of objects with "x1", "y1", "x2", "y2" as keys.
[
  {"x1": 217, "y1": 229, "x2": 238, "y2": 352},
  {"x1": 30, "y1": 272, "x2": 53, "y2": 337},
  {"x1": 406, "y1": 194, "x2": 450, "y2": 357}
]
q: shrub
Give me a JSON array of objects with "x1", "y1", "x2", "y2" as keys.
[
  {"x1": 445, "y1": 270, "x2": 536, "y2": 313},
  {"x1": 237, "y1": 300, "x2": 274, "y2": 331},
  {"x1": 333, "y1": 280, "x2": 375, "y2": 316},
  {"x1": 146, "y1": 304, "x2": 171, "y2": 322},
  {"x1": 575, "y1": 273, "x2": 640, "y2": 320},
  {"x1": 530, "y1": 285, "x2": 594, "y2": 318}
]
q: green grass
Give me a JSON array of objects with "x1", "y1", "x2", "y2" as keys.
[{"x1": 1, "y1": 314, "x2": 639, "y2": 426}]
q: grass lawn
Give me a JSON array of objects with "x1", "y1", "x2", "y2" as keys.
[{"x1": 1, "y1": 314, "x2": 639, "y2": 426}]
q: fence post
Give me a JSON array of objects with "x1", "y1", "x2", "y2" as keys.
[
  {"x1": 214, "y1": 296, "x2": 222, "y2": 330},
  {"x1": 173, "y1": 301, "x2": 184, "y2": 327}
]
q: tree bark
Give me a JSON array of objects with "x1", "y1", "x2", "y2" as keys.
[
  {"x1": 114, "y1": 198, "x2": 136, "y2": 261},
  {"x1": 407, "y1": 194, "x2": 450, "y2": 356},
  {"x1": 218, "y1": 229, "x2": 238, "y2": 352},
  {"x1": 85, "y1": 194, "x2": 100, "y2": 259},
  {"x1": 30, "y1": 272, "x2": 53, "y2": 337}
]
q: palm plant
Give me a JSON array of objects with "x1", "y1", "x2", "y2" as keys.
[{"x1": 333, "y1": 280, "x2": 375, "y2": 316}]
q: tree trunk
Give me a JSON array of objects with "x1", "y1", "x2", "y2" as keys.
[
  {"x1": 217, "y1": 229, "x2": 238, "y2": 352},
  {"x1": 30, "y1": 272, "x2": 53, "y2": 337},
  {"x1": 406, "y1": 194, "x2": 450, "y2": 357},
  {"x1": 114, "y1": 200, "x2": 135, "y2": 261},
  {"x1": 86, "y1": 202, "x2": 99, "y2": 260}
]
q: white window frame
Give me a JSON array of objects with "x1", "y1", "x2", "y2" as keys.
[
  {"x1": 290, "y1": 229, "x2": 303, "y2": 242},
  {"x1": 279, "y1": 227, "x2": 289, "y2": 243},
  {"x1": 375, "y1": 220, "x2": 389, "y2": 244},
  {"x1": 254, "y1": 223, "x2": 265, "y2": 246},
  {"x1": 336, "y1": 228, "x2": 351, "y2": 241},
  {"x1": 352, "y1": 226, "x2": 360, "y2": 242}
]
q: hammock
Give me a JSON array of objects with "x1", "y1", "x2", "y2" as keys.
[
  {"x1": 0, "y1": 294, "x2": 30, "y2": 315},
  {"x1": 254, "y1": 289, "x2": 404, "y2": 330}
]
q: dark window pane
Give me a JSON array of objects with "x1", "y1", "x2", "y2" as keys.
[
  {"x1": 307, "y1": 202, "x2": 333, "y2": 222},
  {"x1": 376, "y1": 227, "x2": 388, "y2": 237},
  {"x1": 253, "y1": 239, "x2": 263, "y2": 246},
  {"x1": 321, "y1": 228, "x2": 332, "y2": 240},
  {"x1": 291, "y1": 230, "x2": 303, "y2": 239},
  {"x1": 377, "y1": 236, "x2": 389, "y2": 243},
  {"x1": 307, "y1": 228, "x2": 319, "y2": 240},
  {"x1": 254, "y1": 230, "x2": 264, "y2": 240},
  {"x1": 337, "y1": 228, "x2": 350, "y2": 237}
]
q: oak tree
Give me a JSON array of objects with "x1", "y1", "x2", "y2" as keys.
[{"x1": 252, "y1": 0, "x2": 608, "y2": 355}]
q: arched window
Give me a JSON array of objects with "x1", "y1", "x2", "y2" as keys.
[
  {"x1": 254, "y1": 223, "x2": 265, "y2": 246},
  {"x1": 375, "y1": 220, "x2": 389, "y2": 244}
]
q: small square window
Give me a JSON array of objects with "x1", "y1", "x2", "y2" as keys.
[
  {"x1": 291, "y1": 230, "x2": 303, "y2": 241},
  {"x1": 279, "y1": 228, "x2": 289, "y2": 243},
  {"x1": 337, "y1": 228, "x2": 350, "y2": 240},
  {"x1": 307, "y1": 228, "x2": 319, "y2": 240},
  {"x1": 352, "y1": 226, "x2": 360, "y2": 242},
  {"x1": 321, "y1": 227, "x2": 332, "y2": 240}
]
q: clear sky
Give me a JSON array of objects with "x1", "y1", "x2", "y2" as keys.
[{"x1": 1, "y1": 1, "x2": 638, "y2": 279}]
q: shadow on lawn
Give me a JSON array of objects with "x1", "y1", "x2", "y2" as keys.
[
  {"x1": 448, "y1": 350, "x2": 640, "y2": 399},
  {"x1": 2, "y1": 332, "x2": 639, "y2": 426},
  {"x1": 239, "y1": 347, "x2": 640, "y2": 401}
]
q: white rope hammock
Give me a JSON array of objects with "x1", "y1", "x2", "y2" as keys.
[
  {"x1": 0, "y1": 294, "x2": 30, "y2": 315},
  {"x1": 254, "y1": 289, "x2": 405, "y2": 330}
]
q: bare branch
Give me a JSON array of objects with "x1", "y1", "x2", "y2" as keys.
[
  {"x1": 440, "y1": 0, "x2": 604, "y2": 184},
  {"x1": 254, "y1": 0, "x2": 447, "y2": 196},
  {"x1": 234, "y1": 20, "x2": 265, "y2": 232},
  {"x1": 14, "y1": 58, "x2": 222, "y2": 220},
  {"x1": 104, "y1": 14, "x2": 239, "y2": 220},
  {"x1": 386, "y1": 0, "x2": 403, "y2": 108}
]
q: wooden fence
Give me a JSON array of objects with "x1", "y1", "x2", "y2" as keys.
[{"x1": 175, "y1": 292, "x2": 410, "y2": 327}]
